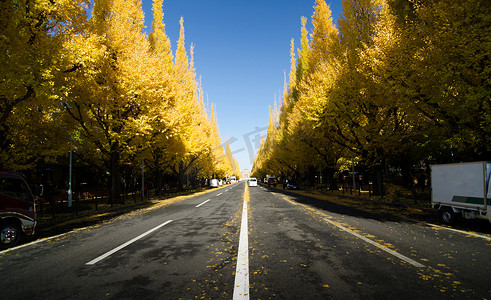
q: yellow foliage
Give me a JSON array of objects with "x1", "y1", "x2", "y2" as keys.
[{"x1": 254, "y1": 0, "x2": 490, "y2": 183}]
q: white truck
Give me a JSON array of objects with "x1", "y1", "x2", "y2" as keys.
[{"x1": 431, "y1": 161, "x2": 491, "y2": 224}]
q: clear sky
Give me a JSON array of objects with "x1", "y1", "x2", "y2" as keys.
[{"x1": 140, "y1": 0, "x2": 344, "y2": 172}]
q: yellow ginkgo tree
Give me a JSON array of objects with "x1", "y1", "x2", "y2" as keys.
[
  {"x1": 0, "y1": 0, "x2": 89, "y2": 170},
  {"x1": 60, "y1": 0, "x2": 162, "y2": 203}
]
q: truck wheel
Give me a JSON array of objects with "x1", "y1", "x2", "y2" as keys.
[
  {"x1": 441, "y1": 209, "x2": 456, "y2": 224},
  {"x1": 0, "y1": 223, "x2": 21, "y2": 249}
]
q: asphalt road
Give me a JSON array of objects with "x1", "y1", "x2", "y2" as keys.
[{"x1": 1, "y1": 182, "x2": 490, "y2": 299}]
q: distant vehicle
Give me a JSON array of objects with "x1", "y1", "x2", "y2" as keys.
[
  {"x1": 226, "y1": 176, "x2": 237, "y2": 184},
  {"x1": 284, "y1": 180, "x2": 299, "y2": 190},
  {"x1": 267, "y1": 177, "x2": 276, "y2": 187},
  {"x1": 431, "y1": 161, "x2": 491, "y2": 224},
  {"x1": 210, "y1": 179, "x2": 219, "y2": 188},
  {"x1": 248, "y1": 178, "x2": 258, "y2": 187},
  {"x1": 0, "y1": 171, "x2": 37, "y2": 249}
]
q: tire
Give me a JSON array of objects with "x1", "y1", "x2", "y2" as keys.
[
  {"x1": 441, "y1": 208, "x2": 456, "y2": 224},
  {"x1": 0, "y1": 222, "x2": 21, "y2": 249}
]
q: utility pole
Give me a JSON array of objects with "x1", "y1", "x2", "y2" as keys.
[
  {"x1": 352, "y1": 153, "x2": 356, "y2": 192},
  {"x1": 68, "y1": 135, "x2": 73, "y2": 208},
  {"x1": 141, "y1": 159, "x2": 144, "y2": 201}
]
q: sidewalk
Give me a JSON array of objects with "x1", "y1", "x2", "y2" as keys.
[{"x1": 263, "y1": 184, "x2": 435, "y2": 222}]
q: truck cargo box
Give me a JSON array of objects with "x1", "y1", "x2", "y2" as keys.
[{"x1": 431, "y1": 161, "x2": 491, "y2": 223}]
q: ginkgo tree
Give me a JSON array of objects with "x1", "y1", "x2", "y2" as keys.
[
  {"x1": 388, "y1": 0, "x2": 491, "y2": 160},
  {"x1": 59, "y1": 0, "x2": 163, "y2": 203},
  {"x1": 0, "y1": 0, "x2": 89, "y2": 170},
  {"x1": 1, "y1": 0, "x2": 239, "y2": 200},
  {"x1": 165, "y1": 18, "x2": 227, "y2": 189},
  {"x1": 57, "y1": 0, "x2": 233, "y2": 198},
  {"x1": 294, "y1": 0, "x2": 346, "y2": 185},
  {"x1": 253, "y1": 0, "x2": 347, "y2": 186},
  {"x1": 253, "y1": 0, "x2": 490, "y2": 193},
  {"x1": 224, "y1": 138, "x2": 242, "y2": 178},
  {"x1": 125, "y1": 0, "x2": 179, "y2": 195}
]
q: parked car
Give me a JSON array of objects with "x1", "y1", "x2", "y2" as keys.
[
  {"x1": 0, "y1": 171, "x2": 37, "y2": 249},
  {"x1": 284, "y1": 180, "x2": 299, "y2": 190},
  {"x1": 248, "y1": 178, "x2": 258, "y2": 187},
  {"x1": 210, "y1": 179, "x2": 219, "y2": 188},
  {"x1": 267, "y1": 178, "x2": 276, "y2": 187}
]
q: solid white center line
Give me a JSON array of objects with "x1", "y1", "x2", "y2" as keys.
[
  {"x1": 233, "y1": 184, "x2": 249, "y2": 299},
  {"x1": 324, "y1": 218, "x2": 425, "y2": 268},
  {"x1": 86, "y1": 220, "x2": 173, "y2": 265},
  {"x1": 196, "y1": 199, "x2": 210, "y2": 208}
]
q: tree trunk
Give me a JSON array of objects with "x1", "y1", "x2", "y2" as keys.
[
  {"x1": 177, "y1": 161, "x2": 185, "y2": 192},
  {"x1": 371, "y1": 164, "x2": 384, "y2": 197},
  {"x1": 326, "y1": 167, "x2": 338, "y2": 191},
  {"x1": 154, "y1": 168, "x2": 163, "y2": 196},
  {"x1": 109, "y1": 145, "x2": 121, "y2": 205}
]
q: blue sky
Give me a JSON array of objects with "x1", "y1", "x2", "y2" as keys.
[{"x1": 140, "y1": 0, "x2": 344, "y2": 172}]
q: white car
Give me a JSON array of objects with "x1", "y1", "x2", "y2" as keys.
[
  {"x1": 248, "y1": 178, "x2": 258, "y2": 187},
  {"x1": 210, "y1": 179, "x2": 218, "y2": 188}
]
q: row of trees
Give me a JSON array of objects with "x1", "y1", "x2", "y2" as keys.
[
  {"x1": 252, "y1": 0, "x2": 490, "y2": 194},
  {"x1": 1, "y1": 0, "x2": 240, "y2": 202}
]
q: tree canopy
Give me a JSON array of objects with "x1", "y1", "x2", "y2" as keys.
[
  {"x1": 252, "y1": 0, "x2": 490, "y2": 193},
  {"x1": 1, "y1": 0, "x2": 238, "y2": 197}
]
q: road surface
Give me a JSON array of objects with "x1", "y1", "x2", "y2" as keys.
[{"x1": 1, "y1": 181, "x2": 490, "y2": 299}]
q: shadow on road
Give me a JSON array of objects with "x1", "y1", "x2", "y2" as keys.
[{"x1": 260, "y1": 184, "x2": 491, "y2": 235}]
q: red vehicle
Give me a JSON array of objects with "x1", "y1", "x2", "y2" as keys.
[
  {"x1": 0, "y1": 171, "x2": 37, "y2": 249},
  {"x1": 267, "y1": 177, "x2": 277, "y2": 187}
]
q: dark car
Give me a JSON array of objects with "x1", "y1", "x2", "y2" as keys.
[
  {"x1": 0, "y1": 172, "x2": 37, "y2": 249},
  {"x1": 267, "y1": 178, "x2": 276, "y2": 187},
  {"x1": 284, "y1": 180, "x2": 299, "y2": 190}
]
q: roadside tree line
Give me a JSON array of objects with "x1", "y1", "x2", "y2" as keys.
[
  {"x1": 1, "y1": 0, "x2": 240, "y2": 203},
  {"x1": 252, "y1": 0, "x2": 490, "y2": 195}
]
